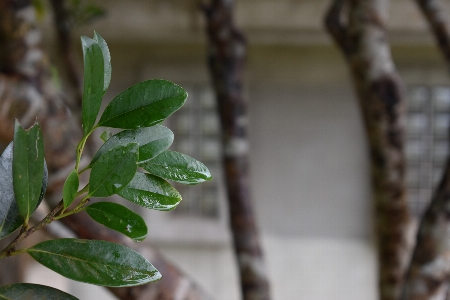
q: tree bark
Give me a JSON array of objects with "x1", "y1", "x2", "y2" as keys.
[
  {"x1": 402, "y1": 159, "x2": 450, "y2": 299},
  {"x1": 203, "y1": 1, "x2": 271, "y2": 300},
  {"x1": 48, "y1": 0, "x2": 83, "y2": 110},
  {"x1": 415, "y1": 0, "x2": 450, "y2": 70},
  {"x1": 401, "y1": 1, "x2": 450, "y2": 299},
  {"x1": 0, "y1": 1, "x2": 212, "y2": 299},
  {"x1": 325, "y1": 1, "x2": 412, "y2": 300}
]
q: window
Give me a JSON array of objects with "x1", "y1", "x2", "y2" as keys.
[
  {"x1": 406, "y1": 86, "x2": 450, "y2": 215},
  {"x1": 164, "y1": 85, "x2": 224, "y2": 218}
]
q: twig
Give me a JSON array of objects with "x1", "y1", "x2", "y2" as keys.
[{"x1": 0, "y1": 201, "x2": 64, "y2": 258}]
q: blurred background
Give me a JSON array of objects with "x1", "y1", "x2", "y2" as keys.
[{"x1": 2, "y1": 0, "x2": 450, "y2": 299}]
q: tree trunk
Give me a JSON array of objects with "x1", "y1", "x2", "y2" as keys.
[
  {"x1": 402, "y1": 159, "x2": 450, "y2": 299},
  {"x1": 401, "y1": 1, "x2": 450, "y2": 299},
  {"x1": 325, "y1": 1, "x2": 412, "y2": 299},
  {"x1": 203, "y1": 1, "x2": 271, "y2": 300},
  {"x1": 48, "y1": 0, "x2": 83, "y2": 110},
  {"x1": 0, "y1": 1, "x2": 212, "y2": 299}
]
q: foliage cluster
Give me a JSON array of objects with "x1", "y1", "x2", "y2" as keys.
[{"x1": 0, "y1": 32, "x2": 211, "y2": 299}]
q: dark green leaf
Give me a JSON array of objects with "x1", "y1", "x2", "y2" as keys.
[
  {"x1": 100, "y1": 129, "x2": 112, "y2": 142},
  {"x1": 89, "y1": 143, "x2": 138, "y2": 197},
  {"x1": 118, "y1": 173, "x2": 181, "y2": 211},
  {"x1": 13, "y1": 121, "x2": 45, "y2": 223},
  {"x1": 93, "y1": 31, "x2": 111, "y2": 93},
  {"x1": 63, "y1": 170, "x2": 79, "y2": 209},
  {"x1": 98, "y1": 80, "x2": 187, "y2": 129},
  {"x1": 140, "y1": 151, "x2": 211, "y2": 185},
  {"x1": 81, "y1": 35, "x2": 104, "y2": 134},
  {"x1": 85, "y1": 202, "x2": 147, "y2": 242},
  {"x1": 0, "y1": 143, "x2": 22, "y2": 239},
  {"x1": 0, "y1": 283, "x2": 78, "y2": 300},
  {"x1": 0, "y1": 142, "x2": 48, "y2": 239},
  {"x1": 90, "y1": 125, "x2": 173, "y2": 167},
  {"x1": 27, "y1": 239, "x2": 161, "y2": 287}
]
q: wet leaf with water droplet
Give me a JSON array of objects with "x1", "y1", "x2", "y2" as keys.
[
  {"x1": 27, "y1": 239, "x2": 161, "y2": 287},
  {"x1": 90, "y1": 125, "x2": 173, "y2": 167},
  {"x1": 85, "y1": 202, "x2": 147, "y2": 242},
  {"x1": 118, "y1": 172, "x2": 181, "y2": 211},
  {"x1": 139, "y1": 150, "x2": 211, "y2": 185},
  {"x1": 89, "y1": 143, "x2": 138, "y2": 197},
  {"x1": 97, "y1": 79, "x2": 187, "y2": 129},
  {"x1": 0, "y1": 283, "x2": 79, "y2": 299},
  {"x1": 13, "y1": 121, "x2": 45, "y2": 223}
]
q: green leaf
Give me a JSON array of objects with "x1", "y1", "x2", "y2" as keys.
[
  {"x1": 0, "y1": 283, "x2": 78, "y2": 299},
  {"x1": 0, "y1": 143, "x2": 22, "y2": 239},
  {"x1": 89, "y1": 143, "x2": 138, "y2": 197},
  {"x1": 118, "y1": 173, "x2": 181, "y2": 211},
  {"x1": 13, "y1": 121, "x2": 45, "y2": 223},
  {"x1": 139, "y1": 151, "x2": 211, "y2": 185},
  {"x1": 98, "y1": 79, "x2": 187, "y2": 129},
  {"x1": 81, "y1": 35, "x2": 104, "y2": 134},
  {"x1": 93, "y1": 31, "x2": 111, "y2": 93},
  {"x1": 63, "y1": 170, "x2": 79, "y2": 209},
  {"x1": 85, "y1": 202, "x2": 147, "y2": 242},
  {"x1": 100, "y1": 129, "x2": 112, "y2": 142},
  {"x1": 27, "y1": 239, "x2": 161, "y2": 287},
  {"x1": 0, "y1": 143, "x2": 48, "y2": 239},
  {"x1": 90, "y1": 125, "x2": 173, "y2": 167}
]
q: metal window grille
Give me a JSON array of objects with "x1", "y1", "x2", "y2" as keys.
[
  {"x1": 406, "y1": 86, "x2": 450, "y2": 216},
  {"x1": 164, "y1": 85, "x2": 222, "y2": 218}
]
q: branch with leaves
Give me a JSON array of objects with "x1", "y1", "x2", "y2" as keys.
[{"x1": 0, "y1": 32, "x2": 211, "y2": 299}]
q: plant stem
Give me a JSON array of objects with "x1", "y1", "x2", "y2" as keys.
[
  {"x1": 78, "y1": 165, "x2": 90, "y2": 174},
  {"x1": 76, "y1": 184, "x2": 89, "y2": 198},
  {"x1": 75, "y1": 135, "x2": 88, "y2": 172},
  {"x1": 0, "y1": 200, "x2": 64, "y2": 259},
  {"x1": 73, "y1": 195, "x2": 90, "y2": 211},
  {"x1": 6, "y1": 248, "x2": 27, "y2": 258},
  {"x1": 75, "y1": 127, "x2": 95, "y2": 172},
  {"x1": 54, "y1": 206, "x2": 87, "y2": 220}
]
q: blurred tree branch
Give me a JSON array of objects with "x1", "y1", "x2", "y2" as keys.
[
  {"x1": 401, "y1": 1, "x2": 450, "y2": 299},
  {"x1": 325, "y1": 1, "x2": 412, "y2": 299},
  {"x1": 415, "y1": 0, "x2": 450, "y2": 69},
  {"x1": 203, "y1": 1, "x2": 271, "y2": 299},
  {"x1": 49, "y1": 0, "x2": 83, "y2": 110}
]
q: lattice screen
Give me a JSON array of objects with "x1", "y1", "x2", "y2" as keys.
[
  {"x1": 406, "y1": 86, "x2": 450, "y2": 215},
  {"x1": 165, "y1": 85, "x2": 222, "y2": 218}
]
